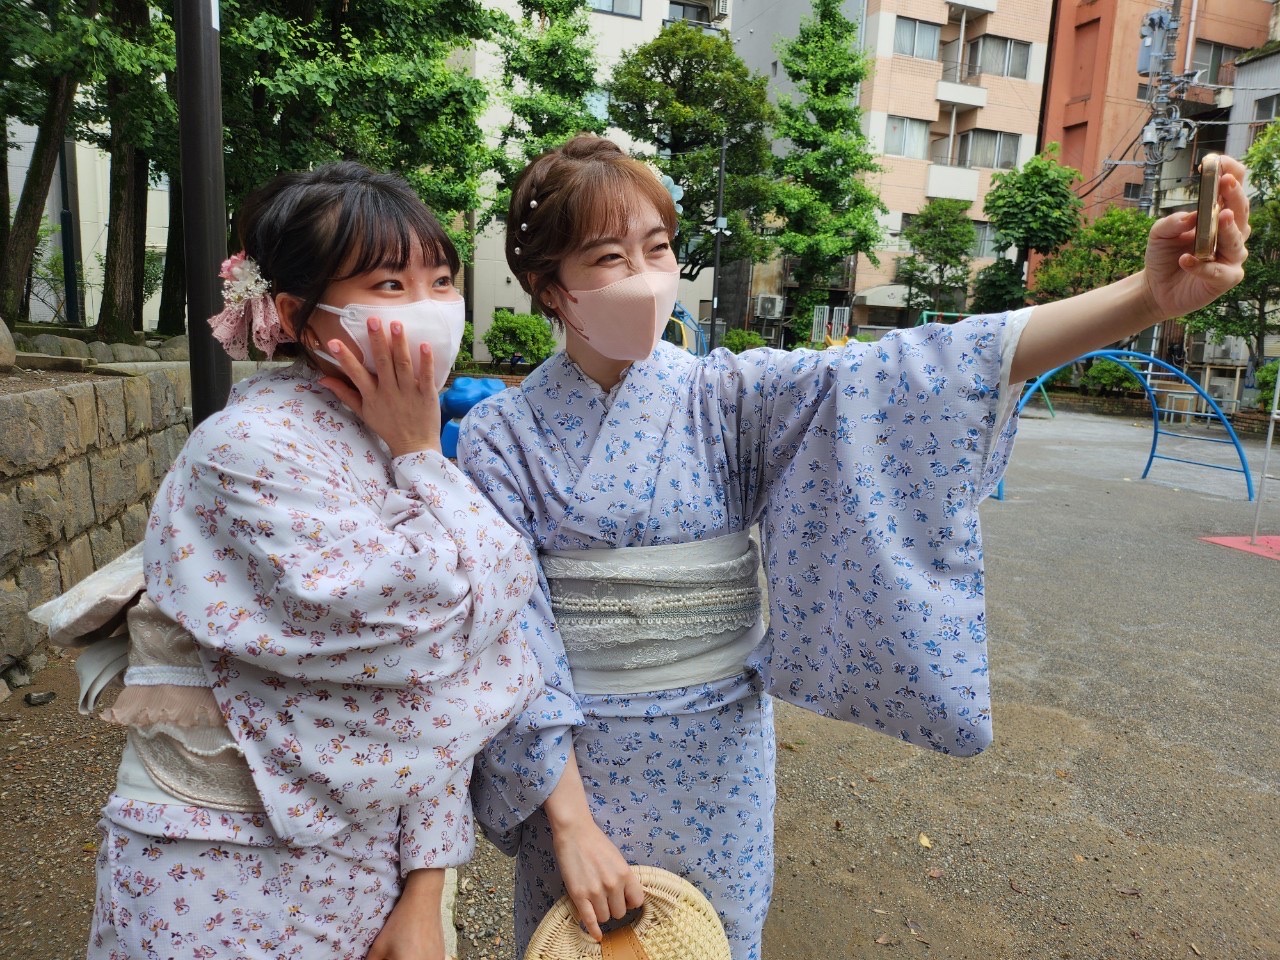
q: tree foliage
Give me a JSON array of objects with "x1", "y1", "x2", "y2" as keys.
[
  {"x1": 896, "y1": 198, "x2": 975, "y2": 314},
  {"x1": 983, "y1": 143, "x2": 1082, "y2": 268},
  {"x1": 970, "y1": 257, "x2": 1027, "y2": 314},
  {"x1": 720, "y1": 326, "x2": 766, "y2": 353},
  {"x1": 771, "y1": 0, "x2": 883, "y2": 323},
  {"x1": 1183, "y1": 123, "x2": 1280, "y2": 366},
  {"x1": 490, "y1": 0, "x2": 604, "y2": 222},
  {"x1": 1030, "y1": 206, "x2": 1152, "y2": 304},
  {"x1": 607, "y1": 22, "x2": 777, "y2": 280},
  {"x1": 482, "y1": 309, "x2": 556, "y2": 365}
]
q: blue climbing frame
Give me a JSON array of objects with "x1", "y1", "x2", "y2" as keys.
[{"x1": 999, "y1": 349, "x2": 1255, "y2": 501}]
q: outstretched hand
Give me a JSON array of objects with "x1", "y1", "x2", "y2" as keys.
[
  {"x1": 319, "y1": 318, "x2": 443, "y2": 458},
  {"x1": 1141, "y1": 153, "x2": 1250, "y2": 321}
]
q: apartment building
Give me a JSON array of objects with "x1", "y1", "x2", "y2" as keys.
[
  {"x1": 1042, "y1": 0, "x2": 1270, "y2": 220},
  {"x1": 735, "y1": 0, "x2": 1049, "y2": 332}
]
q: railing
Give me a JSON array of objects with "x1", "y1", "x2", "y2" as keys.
[{"x1": 939, "y1": 58, "x2": 983, "y2": 85}]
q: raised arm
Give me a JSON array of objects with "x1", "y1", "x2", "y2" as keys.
[{"x1": 1010, "y1": 154, "x2": 1250, "y2": 383}]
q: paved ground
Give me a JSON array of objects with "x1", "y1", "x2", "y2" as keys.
[{"x1": 4, "y1": 409, "x2": 1278, "y2": 960}]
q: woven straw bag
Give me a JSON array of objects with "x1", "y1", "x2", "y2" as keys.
[{"x1": 524, "y1": 865, "x2": 731, "y2": 960}]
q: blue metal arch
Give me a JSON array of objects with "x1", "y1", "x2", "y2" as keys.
[{"x1": 1006, "y1": 349, "x2": 1254, "y2": 501}]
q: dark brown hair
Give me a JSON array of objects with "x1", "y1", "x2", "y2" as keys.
[
  {"x1": 237, "y1": 161, "x2": 459, "y2": 349},
  {"x1": 506, "y1": 135, "x2": 678, "y2": 322}
]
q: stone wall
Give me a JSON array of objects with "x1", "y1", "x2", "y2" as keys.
[{"x1": 0, "y1": 370, "x2": 191, "y2": 694}]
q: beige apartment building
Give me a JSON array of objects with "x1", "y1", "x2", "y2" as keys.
[{"x1": 734, "y1": 0, "x2": 1050, "y2": 334}]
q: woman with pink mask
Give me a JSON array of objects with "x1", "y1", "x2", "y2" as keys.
[{"x1": 456, "y1": 134, "x2": 1250, "y2": 959}]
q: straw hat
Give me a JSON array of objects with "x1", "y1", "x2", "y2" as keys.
[{"x1": 524, "y1": 865, "x2": 731, "y2": 960}]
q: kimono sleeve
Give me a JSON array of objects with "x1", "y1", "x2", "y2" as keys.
[
  {"x1": 399, "y1": 762, "x2": 476, "y2": 873},
  {"x1": 727, "y1": 313, "x2": 1028, "y2": 756},
  {"x1": 456, "y1": 400, "x2": 584, "y2": 852}
]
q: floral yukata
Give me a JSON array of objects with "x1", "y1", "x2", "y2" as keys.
[
  {"x1": 90, "y1": 364, "x2": 541, "y2": 960},
  {"x1": 457, "y1": 311, "x2": 1030, "y2": 960}
]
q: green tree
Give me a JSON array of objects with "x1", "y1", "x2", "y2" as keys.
[
  {"x1": 219, "y1": 0, "x2": 496, "y2": 251},
  {"x1": 771, "y1": 0, "x2": 883, "y2": 324},
  {"x1": 896, "y1": 198, "x2": 975, "y2": 314},
  {"x1": 607, "y1": 22, "x2": 777, "y2": 281},
  {"x1": 1184, "y1": 124, "x2": 1280, "y2": 368},
  {"x1": 970, "y1": 258, "x2": 1027, "y2": 314},
  {"x1": 490, "y1": 0, "x2": 604, "y2": 222},
  {"x1": 983, "y1": 143, "x2": 1082, "y2": 271},
  {"x1": 482, "y1": 309, "x2": 556, "y2": 365},
  {"x1": 1030, "y1": 206, "x2": 1152, "y2": 304},
  {"x1": 1, "y1": 0, "x2": 102, "y2": 328}
]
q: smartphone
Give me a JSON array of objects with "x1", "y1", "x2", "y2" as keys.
[{"x1": 1195, "y1": 154, "x2": 1221, "y2": 261}]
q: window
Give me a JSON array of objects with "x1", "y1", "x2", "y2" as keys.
[
  {"x1": 1255, "y1": 94, "x2": 1280, "y2": 124},
  {"x1": 1123, "y1": 182, "x2": 1143, "y2": 204},
  {"x1": 668, "y1": 0, "x2": 708, "y2": 22},
  {"x1": 885, "y1": 116, "x2": 930, "y2": 159},
  {"x1": 1191, "y1": 40, "x2": 1241, "y2": 85},
  {"x1": 591, "y1": 0, "x2": 641, "y2": 17},
  {"x1": 971, "y1": 222, "x2": 1004, "y2": 259},
  {"x1": 966, "y1": 35, "x2": 1031, "y2": 79},
  {"x1": 956, "y1": 129, "x2": 1021, "y2": 169},
  {"x1": 894, "y1": 17, "x2": 940, "y2": 61}
]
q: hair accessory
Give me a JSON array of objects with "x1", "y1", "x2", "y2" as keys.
[
  {"x1": 529, "y1": 199, "x2": 539, "y2": 209},
  {"x1": 207, "y1": 252, "x2": 291, "y2": 360},
  {"x1": 514, "y1": 246, "x2": 522, "y2": 255},
  {"x1": 523, "y1": 865, "x2": 731, "y2": 960},
  {"x1": 520, "y1": 223, "x2": 528, "y2": 231}
]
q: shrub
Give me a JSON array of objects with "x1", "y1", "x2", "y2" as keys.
[
  {"x1": 482, "y1": 310, "x2": 556, "y2": 366},
  {"x1": 1080, "y1": 358, "x2": 1141, "y2": 394},
  {"x1": 720, "y1": 327, "x2": 767, "y2": 354},
  {"x1": 1255, "y1": 360, "x2": 1278, "y2": 408}
]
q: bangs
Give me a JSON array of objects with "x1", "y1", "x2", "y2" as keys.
[
  {"x1": 565, "y1": 161, "x2": 678, "y2": 251},
  {"x1": 330, "y1": 187, "x2": 459, "y2": 280}
]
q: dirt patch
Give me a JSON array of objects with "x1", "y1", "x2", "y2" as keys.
[{"x1": 0, "y1": 367, "x2": 117, "y2": 398}]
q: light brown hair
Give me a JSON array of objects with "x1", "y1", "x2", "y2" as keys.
[{"x1": 507, "y1": 135, "x2": 678, "y2": 323}]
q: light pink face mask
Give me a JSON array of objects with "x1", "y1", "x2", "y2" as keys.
[{"x1": 559, "y1": 270, "x2": 680, "y2": 362}]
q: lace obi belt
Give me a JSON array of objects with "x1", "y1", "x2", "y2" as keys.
[{"x1": 541, "y1": 531, "x2": 765, "y2": 695}]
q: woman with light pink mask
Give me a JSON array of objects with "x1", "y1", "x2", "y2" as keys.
[{"x1": 456, "y1": 134, "x2": 1251, "y2": 960}]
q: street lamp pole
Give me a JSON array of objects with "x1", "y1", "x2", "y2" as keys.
[{"x1": 708, "y1": 133, "x2": 729, "y2": 352}]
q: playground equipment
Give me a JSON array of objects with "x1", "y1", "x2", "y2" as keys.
[
  {"x1": 664, "y1": 301, "x2": 708, "y2": 356},
  {"x1": 917, "y1": 311, "x2": 966, "y2": 326},
  {"x1": 438, "y1": 376, "x2": 508, "y2": 458},
  {"x1": 996, "y1": 349, "x2": 1255, "y2": 500}
]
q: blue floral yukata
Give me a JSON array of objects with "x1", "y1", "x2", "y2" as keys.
[{"x1": 456, "y1": 311, "x2": 1029, "y2": 959}]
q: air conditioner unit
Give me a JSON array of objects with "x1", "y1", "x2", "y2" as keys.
[
  {"x1": 712, "y1": 0, "x2": 729, "y2": 20},
  {"x1": 755, "y1": 294, "x2": 783, "y2": 319}
]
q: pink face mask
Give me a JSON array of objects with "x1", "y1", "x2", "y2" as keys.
[{"x1": 559, "y1": 270, "x2": 680, "y2": 362}]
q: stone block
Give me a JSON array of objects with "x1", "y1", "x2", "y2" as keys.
[
  {"x1": 91, "y1": 437, "x2": 153, "y2": 524},
  {"x1": 88, "y1": 341, "x2": 116, "y2": 364},
  {"x1": 122, "y1": 375, "x2": 153, "y2": 437},
  {"x1": 0, "y1": 483, "x2": 21, "y2": 571},
  {"x1": 119, "y1": 502, "x2": 150, "y2": 545},
  {"x1": 17, "y1": 556, "x2": 61, "y2": 620},
  {"x1": 62, "y1": 383, "x2": 100, "y2": 455},
  {"x1": 0, "y1": 321, "x2": 15, "y2": 372},
  {"x1": 0, "y1": 389, "x2": 72, "y2": 477},
  {"x1": 94, "y1": 378, "x2": 128, "y2": 448},
  {"x1": 16, "y1": 470, "x2": 62, "y2": 557},
  {"x1": 57, "y1": 336, "x2": 91, "y2": 359},
  {"x1": 0, "y1": 677, "x2": 9, "y2": 703},
  {"x1": 89, "y1": 520, "x2": 126, "y2": 568},
  {"x1": 56, "y1": 533, "x2": 95, "y2": 591},
  {"x1": 57, "y1": 457, "x2": 96, "y2": 540},
  {"x1": 147, "y1": 370, "x2": 182, "y2": 428},
  {"x1": 11, "y1": 331, "x2": 34, "y2": 353},
  {"x1": 110, "y1": 342, "x2": 161, "y2": 362},
  {"x1": 0, "y1": 577, "x2": 29, "y2": 661},
  {"x1": 30, "y1": 333, "x2": 64, "y2": 356}
]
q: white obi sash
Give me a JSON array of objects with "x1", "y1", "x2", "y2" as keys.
[{"x1": 542, "y1": 532, "x2": 765, "y2": 695}]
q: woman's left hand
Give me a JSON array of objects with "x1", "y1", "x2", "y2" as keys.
[
  {"x1": 1141, "y1": 153, "x2": 1250, "y2": 321},
  {"x1": 366, "y1": 868, "x2": 450, "y2": 960},
  {"x1": 320, "y1": 317, "x2": 443, "y2": 458}
]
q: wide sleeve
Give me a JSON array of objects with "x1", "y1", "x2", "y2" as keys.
[
  {"x1": 144, "y1": 394, "x2": 541, "y2": 846},
  {"x1": 724, "y1": 312, "x2": 1028, "y2": 757},
  {"x1": 456, "y1": 400, "x2": 584, "y2": 853},
  {"x1": 399, "y1": 761, "x2": 476, "y2": 873}
]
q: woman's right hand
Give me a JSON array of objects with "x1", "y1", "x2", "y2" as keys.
[
  {"x1": 319, "y1": 317, "x2": 443, "y2": 458},
  {"x1": 544, "y1": 762, "x2": 645, "y2": 940}
]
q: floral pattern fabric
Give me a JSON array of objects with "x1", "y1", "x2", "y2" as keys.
[{"x1": 457, "y1": 314, "x2": 1025, "y2": 959}]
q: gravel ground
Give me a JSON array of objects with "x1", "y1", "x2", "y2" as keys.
[{"x1": 4, "y1": 410, "x2": 1278, "y2": 960}]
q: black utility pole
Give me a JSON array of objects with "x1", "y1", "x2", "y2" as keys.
[
  {"x1": 1138, "y1": 0, "x2": 1187, "y2": 215},
  {"x1": 175, "y1": 0, "x2": 231, "y2": 424},
  {"x1": 57, "y1": 140, "x2": 83, "y2": 326},
  {"x1": 708, "y1": 133, "x2": 729, "y2": 352}
]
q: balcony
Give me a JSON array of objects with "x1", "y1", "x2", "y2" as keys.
[
  {"x1": 925, "y1": 163, "x2": 980, "y2": 202},
  {"x1": 948, "y1": 0, "x2": 996, "y2": 15},
  {"x1": 936, "y1": 50, "x2": 987, "y2": 111},
  {"x1": 782, "y1": 256, "x2": 854, "y2": 291}
]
